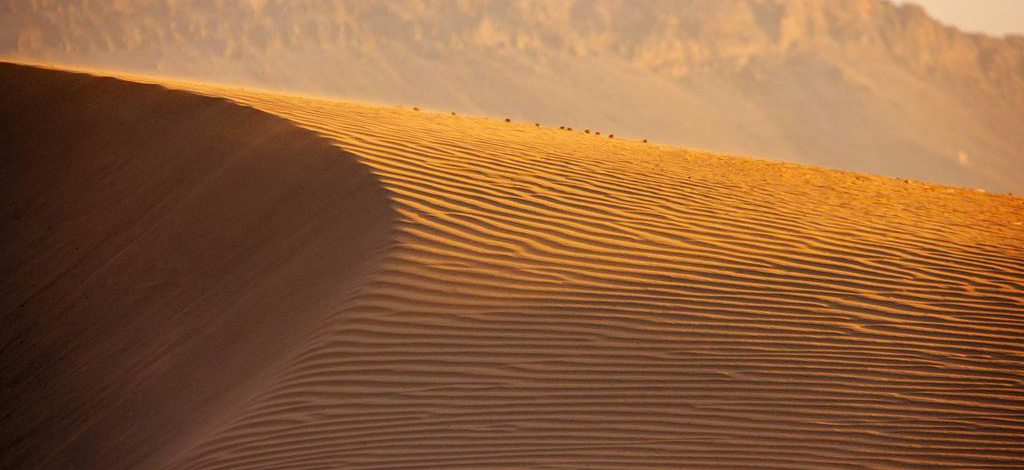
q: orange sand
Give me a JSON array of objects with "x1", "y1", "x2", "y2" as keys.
[{"x1": 3, "y1": 63, "x2": 1024, "y2": 469}]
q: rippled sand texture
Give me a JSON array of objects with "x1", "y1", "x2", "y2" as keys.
[
  {"x1": 4, "y1": 64, "x2": 1024, "y2": 469},
  {"x1": 169, "y1": 77, "x2": 1024, "y2": 469}
]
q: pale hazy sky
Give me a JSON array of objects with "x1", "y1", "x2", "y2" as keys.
[{"x1": 896, "y1": 0, "x2": 1024, "y2": 36}]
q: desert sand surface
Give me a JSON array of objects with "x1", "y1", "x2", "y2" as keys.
[{"x1": 3, "y1": 63, "x2": 1024, "y2": 469}]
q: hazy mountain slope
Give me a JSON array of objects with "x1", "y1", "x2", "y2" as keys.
[{"x1": 4, "y1": 0, "x2": 1022, "y2": 193}]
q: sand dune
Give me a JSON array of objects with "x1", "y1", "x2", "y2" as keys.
[{"x1": 3, "y1": 63, "x2": 1024, "y2": 469}]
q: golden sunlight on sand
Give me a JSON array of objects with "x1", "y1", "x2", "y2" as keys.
[{"x1": 3, "y1": 63, "x2": 1024, "y2": 469}]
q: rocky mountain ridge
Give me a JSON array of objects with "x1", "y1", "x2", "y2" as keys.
[{"x1": 4, "y1": 0, "x2": 1022, "y2": 193}]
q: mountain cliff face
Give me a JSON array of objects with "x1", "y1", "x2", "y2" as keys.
[{"x1": 4, "y1": 0, "x2": 1022, "y2": 193}]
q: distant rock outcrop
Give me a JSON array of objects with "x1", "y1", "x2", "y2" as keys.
[{"x1": 3, "y1": 0, "x2": 1022, "y2": 192}]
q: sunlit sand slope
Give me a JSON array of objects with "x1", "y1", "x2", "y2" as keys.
[
  {"x1": 5, "y1": 64, "x2": 1024, "y2": 469},
  {"x1": 0, "y1": 64, "x2": 395, "y2": 469},
  {"x1": 158, "y1": 79, "x2": 1024, "y2": 469}
]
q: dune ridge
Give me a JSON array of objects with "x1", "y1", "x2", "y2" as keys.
[{"x1": 4, "y1": 64, "x2": 1024, "y2": 469}]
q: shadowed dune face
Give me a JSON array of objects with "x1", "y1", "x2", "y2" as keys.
[{"x1": 0, "y1": 64, "x2": 395, "y2": 469}]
